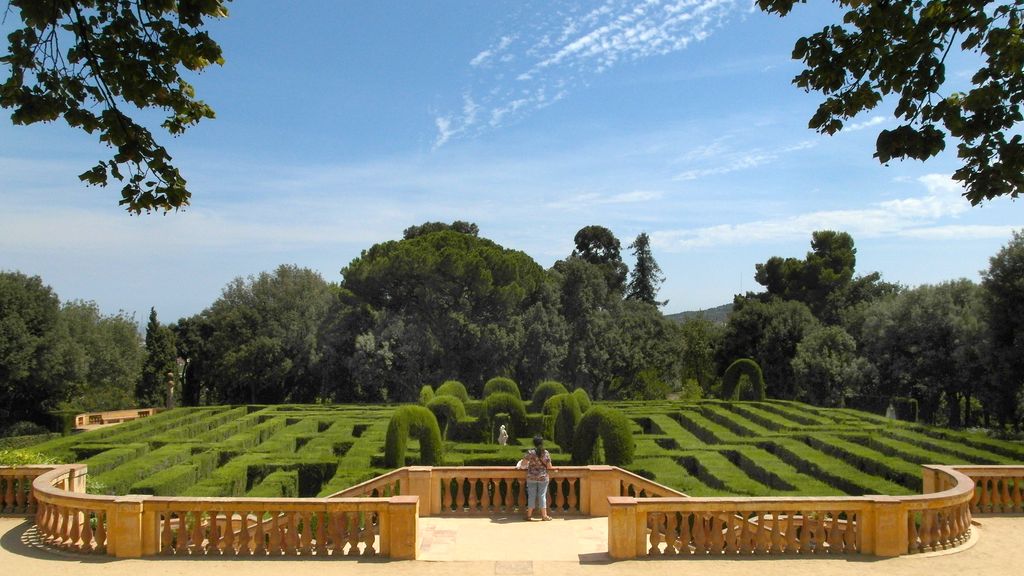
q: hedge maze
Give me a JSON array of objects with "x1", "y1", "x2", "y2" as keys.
[{"x1": 22, "y1": 399, "x2": 1024, "y2": 499}]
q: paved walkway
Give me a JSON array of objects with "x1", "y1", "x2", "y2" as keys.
[{"x1": 2, "y1": 515, "x2": 1022, "y2": 575}]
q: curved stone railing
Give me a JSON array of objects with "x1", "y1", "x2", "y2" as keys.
[
  {"x1": 330, "y1": 465, "x2": 684, "y2": 517},
  {"x1": 24, "y1": 464, "x2": 417, "y2": 559},
  {"x1": 608, "y1": 464, "x2": 978, "y2": 559},
  {"x1": 1, "y1": 464, "x2": 53, "y2": 514},
  {"x1": 5, "y1": 462, "x2": 1023, "y2": 560}
]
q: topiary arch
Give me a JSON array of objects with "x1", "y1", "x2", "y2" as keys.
[
  {"x1": 384, "y1": 405, "x2": 444, "y2": 467},
  {"x1": 571, "y1": 387, "x2": 592, "y2": 413},
  {"x1": 418, "y1": 384, "x2": 434, "y2": 405},
  {"x1": 426, "y1": 395, "x2": 466, "y2": 439},
  {"x1": 482, "y1": 392, "x2": 528, "y2": 441},
  {"x1": 482, "y1": 376, "x2": 520, "y2": 399},
  {"x1": 531, "y1": 380, "x2": 568, "y2": 412},
  {"x1": 543, "y1": 393, "x2": 581, "y2": 452},
  {"x1": 435, "y1": 380, "x2": 470, "y2": 403},
  {"x1": 571, "y1": 406, "x2": 634, "y2": 466},
  {"x1": 722, "y1": 358, "x2": 766, "y2": 401}
]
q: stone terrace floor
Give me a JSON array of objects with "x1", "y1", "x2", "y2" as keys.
[{"x1": 2, "y1": 515, "x2": 1022, "y2": 576}]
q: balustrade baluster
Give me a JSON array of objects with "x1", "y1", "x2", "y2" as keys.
[
  {"x1": 361, "y1": 513, "x2": 376, "y2": 555},
  {"x1": 283, "y1": 512, "x2": 297, "y2": 555},
  {"x1": 96, "y1": 510, "x2": 108, "y2": 551},
  {"x1": 238, "y1": 511, "x2": 252, "y2": 555},
  {"x1": 80, "y1": 510, "x2": 94, "y2": 552},
  {"x1": 769, "y1": 513, "x2": 783, "y2": 553},
  {"x1": 677, "y1": 512, "x2": 691, "y2": 555},
  {"x1": 268, "y1": 512, "x2": 281, "y2": 555},
  {"x1": 206, "y1": 511, "x2": 219, "y2": 554},
  {"x1": 1012, "y1": 478, "x2": 1023, "y2": 513},
  {"x1": 191, "y1": 511, "x2": 205, "y2": 554},
  {"x1": 691, "y1": 513, "x2": 706, "y2": 554},
  {"x1": 727, "y1": 514, "x2": 741, "y2": 554},
  {"x1": 346, "y1": 512, "x2": 360, "y2": 555},
  {"x1": 665, "y1": 511, "x2": 680, "y2": 555},
  {"x1": 920, "y1": 511, "x2": 934, "y2": 551},
  {"x1": 907, "y1": 512, "x2": 920, "y2": 553},
  {"x1": 567, "y1": 478, "x2": 578, "y2": 513},
  {"x1": 473, "y1": 479, "x2": 483, "y2": 512},
  {"x1": 314, "y1": 511, "x2": 327, "y2": 555},
  {"x1": 844, "y1": 511, "x2": 857, "y2": 552},
  {"x1": 1, "y1": 477, "x2": 12, "y2": 512},
  {"x1": 756, "y1": 513, "x2": 771, "y2": 554},
  {"x1": 254, "y1": 512, "x2": 267, "y2": 555},
  {"x1": 709, "y1": 514, "x2": 725, "y2": 554},
  {"x1": 160, "y1": 512, "x2": 173, "y2": 554},
  {"x1": 648, "y1": 512, "x2": 664, "y2": 555},
  {"x1": 13, "y1": 477, "x2": 25, "y2": 511},
  {"x1": 173, "y1": 511, "x2": 187, "y2": 554},
  {"x1": 982, "y1": 478, "x2": 994, "y2": 513},
  {"x1": 68, "y1": 508, "x2": 82, "y2": 551},
  {"x1": 1000, "y1": 478, "x2": 1013, "y2": 513},
  {"x1": 828, "y1": 511, "x2": 843, "y2": 551},
  {"x1": 798, "y1": 513, "x2": 811, "y2": 553},
  {"x1": 301, "y1": 511, "x2": 314, "y2": 555}
]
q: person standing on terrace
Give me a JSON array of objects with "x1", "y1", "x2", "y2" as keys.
[{"x1": 523, "y1": 434, "x2": 556, "y2": 521}]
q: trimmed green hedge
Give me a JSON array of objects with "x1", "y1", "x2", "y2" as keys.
[
  {"x1": 572, "y1": 406, "x2": 634, "y2": 466},
  {"x1": 426, "y1": 395, "x2": 467, "y2": 438},
  {"x1": 572, "y1": 388, "x2": 592, "y2": 413},
  {"x1": 483, "y1": 377, "x2": 520, "y2": 399},
  {"x1": 419, "y1": 385, "x2": 434, "y2": 405},
  {"x1": 543, "y1": 393, "x2": 581, "y2": 452},
  {"x1": 482, "y1": 393, "x2": 528, "y2": 441},
  {"x1": 384, "y1": 405, "x2": 443, "y2": 467},
  {"x1": 435, "y1": 380, "x2": 470, "y2": 403},
  {"x1": 722, "y1": 359, "x2": 766, "y2": 401},
  {"x1": 531, "y1": 381, "x2": 568, "y2": 412}
]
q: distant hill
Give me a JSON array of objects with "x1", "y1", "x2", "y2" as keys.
[{"x1": 665, "y1": 303, "x2": 733, "y2": 324}]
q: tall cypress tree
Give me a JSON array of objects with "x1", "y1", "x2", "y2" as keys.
[
  {"x1": 625, "y1": 232, "x2": 666, "y2": 307},
  {"x1": 139, "y1": 307, "x2": 178, "y2": 407}
]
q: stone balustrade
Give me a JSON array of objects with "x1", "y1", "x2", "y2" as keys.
[
  {"x1": 1, "y1": 465, "x2": 53, "y2": 514},
  {"x1": 607, "y1": 464, "x2": 979, "y2": 559},
  {"x1": 330, "y1": 465, "x2": 685, "y2": 517},
  {"x1": 26, "y1": 464, "x2": 418, "y2": 559},
  {"x1": 5, "y1": 462, "x2": 1023, "y2": 561}
]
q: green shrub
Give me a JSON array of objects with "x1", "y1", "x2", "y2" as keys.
[
  {"x1": 531, "y1": 381, "x2": 568, "y2": 412},
  {"x1": 435, "y1": 380, "x2": 470, "y2": 403},
  {"x1": 482, "y1": 393, "x2": 528, "y2": 440},
  {"x1": 571, "y1": 406, "x2": 634, "y2": 466},
  {"x1": 543, "y1": 393, "x2": 582, "y2": 451},
  {"x1": 722, "y1": 359, "x2": 766, "y2": 401},
  {"x1": 426, "y1": 395, "x2": 467, "y2": 438},
  {"x1": 572, "y1": 388, "x2": 592, "y2": 413},
  {"x1": 247, "y1": 469, "x2": 298, "y2": 498},
  {"x1": 384, "y1": 406, "x2": 443, "y2": 467},
  {"x1": 0, "y1": 448, "x2": 58, "y2": 466},
  {"x1": 483, "y1": 377, "x2": 520, "y2": 399},
  {"x1": 418, "y1": 385, "x2": 435, "y2": 405}
]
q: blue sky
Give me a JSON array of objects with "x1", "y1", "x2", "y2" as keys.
[{"x1": 1, "y1": 0, "x2": 1020, "y2": 323}]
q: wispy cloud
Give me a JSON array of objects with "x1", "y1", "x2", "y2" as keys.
[
  {"x1": 650, "y1": 174, "x2": 1010, "y2": 250},
  {"x1": 544, "y1": 189, "x2": 665, "y2": 210},
  {"x1": 435, "y1": 0, "x2": 743, "y2": 147},
  {"x1": 845, "y1": 115, "x2": 887, "y2": 132},
  {"x1": 673, "y1": 139, "x2": 816, "y2": 181}
]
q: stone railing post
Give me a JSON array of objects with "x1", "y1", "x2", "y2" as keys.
[
  {"x1": 607, "y1": 496, "x2": 639, "y2": 559},
  {"x1": 110, "y1": 496, "x2": 147, "y2": 558},
  {"x1": 386, "y1": 495, "x2": 419, "y2": 559},
  {"x1": 861, "y1": 496, "x2": 907, "y2": 557},
  {"x1": 406, "y1": 466, "x2": 436, "y2": 515},
  {"x1": 587, "y1": 465, "x2": 618, "y2": 517}
]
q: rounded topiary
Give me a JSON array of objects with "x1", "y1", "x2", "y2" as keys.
[
  {"x1": 722, "y1": 358, "x2": 766, "y2": 401},
  {"x1": 482, "y1": 377, "x2": 520, "y2": 400},
  {"x1": 571, "y1": 388, "x2": 592, "y2": 413},
  {"x1": 571, "y1": 406, "x2": 634, "y2": 466},
  {"x1": 426, "y1": 395, "x2": 466, "y2": 438},
  {"x1": 482, "y1": 392, "x2": 528, "y2": 441},
  {"x1": 543, "y1": 393, "x2": 582, "y2": 452},
  {"x1": 384, "y1": 405, "x2": 443, "y2": 467},
  {"x1": 435, "y1": 380, "x2": 470, "y2": 404},
  {"x1": 419, "y1": 385, "x2": 435, "y2": 405},
  {"x1": 531, "y1": 380, "x2": 568, "y2": 413}
]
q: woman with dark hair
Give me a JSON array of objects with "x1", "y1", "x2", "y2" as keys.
[{"x1": 522, "y1": 434, "x2": 556, "y2": 520}]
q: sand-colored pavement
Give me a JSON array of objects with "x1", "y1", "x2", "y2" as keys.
[{"x1": 2, "y1": 515, "x2": 1022, "y2": 576}]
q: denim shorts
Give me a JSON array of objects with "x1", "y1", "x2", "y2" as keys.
[{"x1": 526, "y1": 479, "x2": 548, "y2": 510}]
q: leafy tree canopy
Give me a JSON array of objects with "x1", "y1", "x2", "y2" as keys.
[
  {"x1": 571, "y1": 225, "x2": 628, "y2": 295},
  {"x1": 1, "y1": 0, "x2": 229, "y2": 212},
  {"x1": 402, "y1": 220, "x2": 479, "y2": 240},
  {"x1": 759, "y1": 0, "x2": 1024, "y2": 204},
  {"x1": 625, "y1": 232, "x2": 666, "y2": 307}
]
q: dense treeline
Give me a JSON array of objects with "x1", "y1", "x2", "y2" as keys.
[{"x1": 2, "y1": 224, "x2": 1023, "y2": 435}]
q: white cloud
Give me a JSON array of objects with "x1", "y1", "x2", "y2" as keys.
[
  {"x1": 435, "y1": 0, "x2": 743, "y2": 146},
  {"x1": 674, "y1": 140, "x2": 817, "y2": 181},
  {"x1": 544, "y1": 189, "x2": 665, "y2": 210},
  {"x1": 846, "y1": 115, "x2": 887, "y2": 132},
  {"x1": 650, "y1": 174, "x2": 984, "y2": 251}
]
